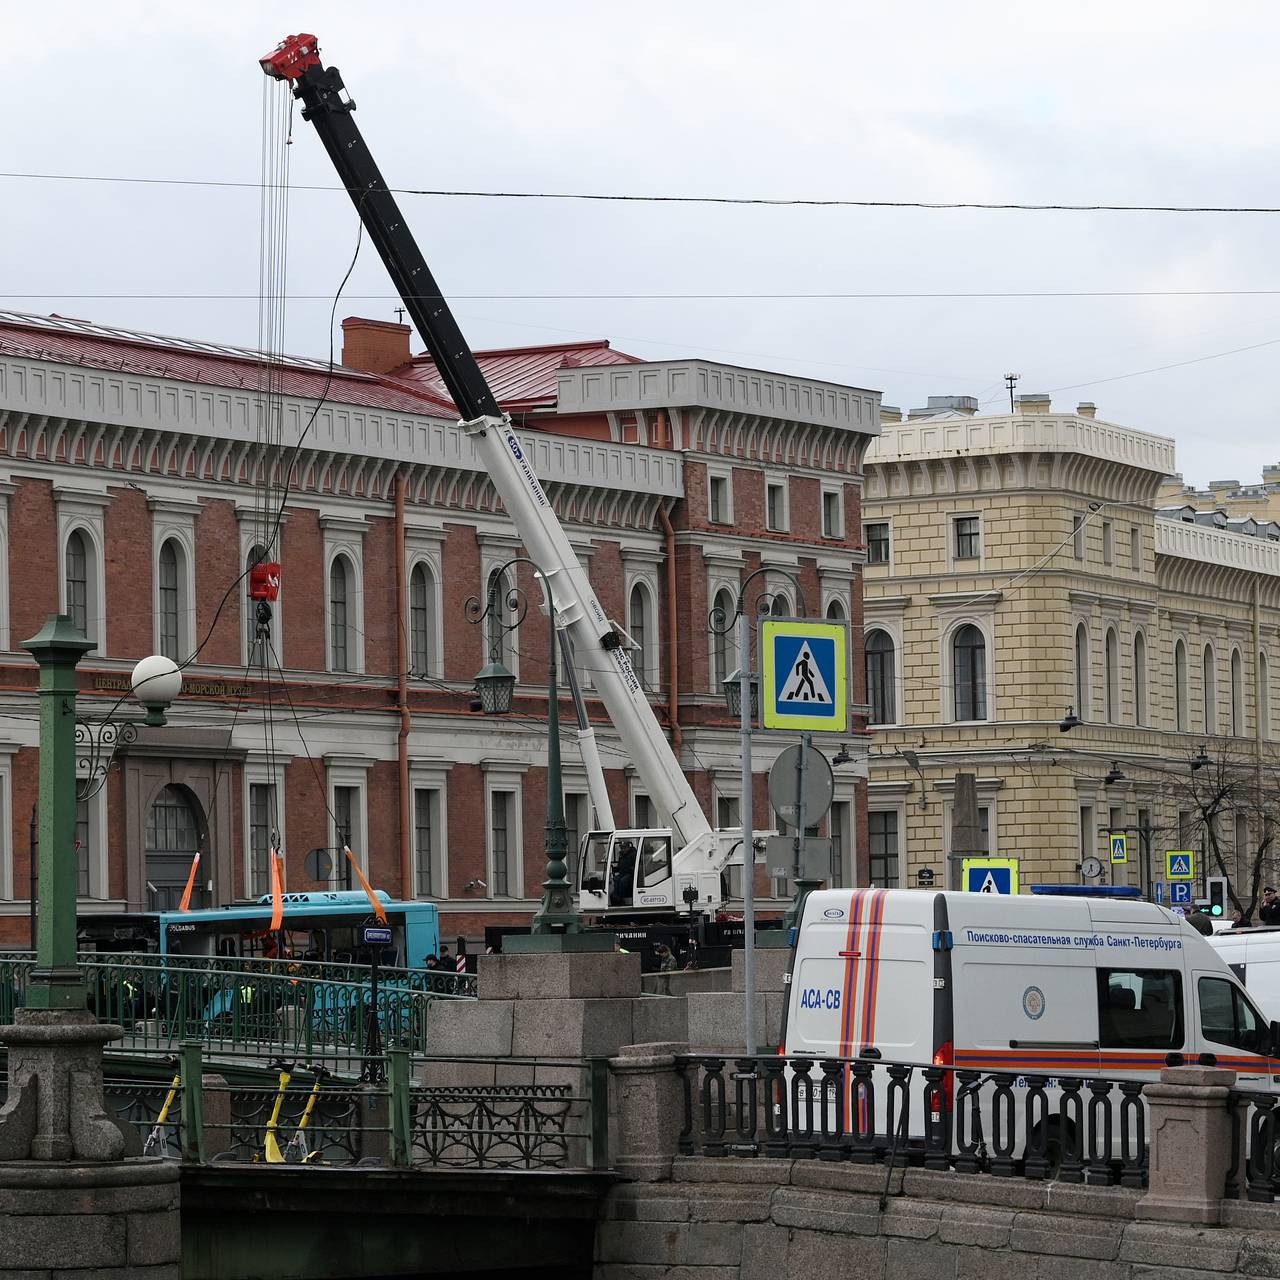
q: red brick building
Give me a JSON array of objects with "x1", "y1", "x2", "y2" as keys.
[{"x1": 0, "y1": 310, "x2": 878, "y2": 943}]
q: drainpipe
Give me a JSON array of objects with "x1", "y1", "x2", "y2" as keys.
[
  {"x1": 394, "y1": 471, "x2": 413, "y2": 900},
  {"x1": 657, "y1": 505, "x2": 682, "y2": 755}
]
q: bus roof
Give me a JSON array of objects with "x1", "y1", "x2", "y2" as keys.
[{"x1": 156, "y1": 890, "x2": 428, "y2": 927}]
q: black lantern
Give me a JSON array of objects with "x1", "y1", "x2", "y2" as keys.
[
  {"x1": 473, "y1": 659, "x2": 516, "y2": 716},
  {"x1": 722, "y1": 667, "x2": 760, "y2": 721}
]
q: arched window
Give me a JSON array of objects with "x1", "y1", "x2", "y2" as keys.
[
  {"x1": 329, "y1": 555, "x2": 352, "y2": 673},
  {"x1": 158, "y1": 538, "x2": 181, "y2": 661},
  {"x1": 1231, "y1": 649, "x2": 1244, "y2": 736},
  {"x1": 770, "y1": 592, "x2": 792, "y2": 618},
  {"x1": 1074, "y1": 623, "x2": 1090, "y2": 722},
  {"x1": 145, "y1": 784, "x2": 203, "y2": 911},
  {"x1": 825, "y1": 597, "x2": 846, "y2": 622},
  {"x1": 952, "y1": 624, "x2": 987, "y2": 722},
  {"x1": 865, "y1": 630, "x2": 896, "y2": 725},
  {"x1": 1134, "y1": 632, "x2": 1148, "y2": 726},
  {"x1": 711, "y1": 588, "x2": 734, "y2": 691},
  {"x1": 629, "y1": 584, "x2": 650, "y2": 689},
  {"x1": 409, "y1": 562, "x2": 433, "y2": 677},
  {"x1": 486, "y1": 567, "x2": 513, "y2": 670},
  {"x1": 1105, "y1": 627, "x2": 1120, "y2": 723},
  {"x1": 1262, "y1": 651, "x2": 1272, "y2": 740},
  {"x1": 65, "y1": 529, "x2": 89, "y2": 634},
  {"x1": 246, "y1": 543, "x2": 269, "y2": 667},
  {"x1": 1203, "y1": 643, "x2": 1217, "y2": 734},
  {"x1": 1175, "y1": 639, "x2": 1188, "y2": 731}
]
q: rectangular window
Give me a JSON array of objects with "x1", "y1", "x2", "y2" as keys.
[
  {"x1": 865, "y1": 522, "x2": 890, "y2": 564},
  {"x1": 1072, "y1": 514, "x2": 1085, "y2": 560},
  {"x1": 708, "y1": 475, "x2": 729, "y2": 524},
  {"x1": 766, "y1": 482, "x2": 787, "y2": 532},
  {"x1": 633, "y1": 793, "x2": 654, "y2": 828},
  {"x1": 76, "y1": 799, "x2": 91, "y2": 898},
  {"x1": 1102, "y1": 520, "x2": 1114, "y2": 565},
  {"x1": 1199, "y1": 976, "x2": 1266, "y2": 1054},
  {"x1": 954, "y1": 516, "x2": 980, "y2": 560},
  {"x1": 414, "y1": 788, "x2": 436, "y2": 897},
  {"x1": 869, "y1": 810, "x2": 900, "y2": 888},
  {"x1": 716, "y1": 795, "x2": 743, "y2": 899},
  {"x1": 822, "y1": 490, "x2": 843, "y2": 539},
  {"x1": 1178, "y1": 810, "x2": 1193, "y2": 851},
  {"x1": 564, "y1": 792, "x2": 587, "y2": 886},
  {"x1": 1098, "y1": 969, "x2": 1184, "y2": 1049},
  {"x1": 1079, "y1": 804, "x2": 1095, "y2": 868},
  {"x1": 1130, "y1": 527, "x2": 1141, "y2": 570},
  {"x1": 490, "y1": 791, "x2": 513, "y2": 897},
  {"x1": 1235, "y1": 812, "x2": 1249, "y2": 862},
  {"x1": 249, "y1": 783, "x2": 275, "y2": 897},
  {"x1": 830, "y1": 800, "x2": 851, "y2": 888},
  {"x1": 158, "y1": 549, "x2": 180, "y2": 660},
  {"x1": 333, "y1": 784, "x2": 355, "y2": 858}
]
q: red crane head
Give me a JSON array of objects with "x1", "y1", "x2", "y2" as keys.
[{"x1": 260, "y1": 34, "x2": 321, "y2": 82}]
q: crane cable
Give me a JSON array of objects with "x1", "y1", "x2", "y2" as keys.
[{"x1": 255, "y1": 77, "x2": 294, "y2": 870}]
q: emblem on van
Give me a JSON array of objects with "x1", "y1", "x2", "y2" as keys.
[
  {"x1": 823, "y1": 908, "x2": 845, "y2": 919},
  {"x1": 1022, "y1": 986, "x2": 1046, "y2": 1021}
]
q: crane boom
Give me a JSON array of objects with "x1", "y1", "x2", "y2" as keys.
[{"x1": 262, "y1": 35, "x2": 711, "y2": 852}]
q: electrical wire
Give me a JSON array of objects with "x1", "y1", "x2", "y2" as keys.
[{"x1": 8, "y1": 170, "x2": 1280, "y2": 215}]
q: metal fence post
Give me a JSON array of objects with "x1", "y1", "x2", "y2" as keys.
[
  {"x1": 179, "y1": 1040, "x2": 205, "y2": 1165},
  {"x1": 388, "y1": 1048, "x2": 412, "y2": 1168},
  {"x1": 589, "y1": 1056, "x2": 610, "y2": 1171}
]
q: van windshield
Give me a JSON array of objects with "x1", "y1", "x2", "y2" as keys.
[{"x1": 1097, "y1": 968, "x2": 1183, "y2": 1049}]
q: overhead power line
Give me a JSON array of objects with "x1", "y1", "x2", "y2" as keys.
[
  {"x1": 3, "y1": 170, "x2": 1280, "y2": 215},
  {"x1": 7, "y1": 290, "x2": 1280, "y2": 301}
]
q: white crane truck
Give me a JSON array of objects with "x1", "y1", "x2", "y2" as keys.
[{"x1": 262, "y1": 34, "x2": 756, "y2": 923}]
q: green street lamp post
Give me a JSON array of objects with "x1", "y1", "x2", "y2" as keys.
[{"x1": 467, "y1": 558, "x2": 607, "y2": 950}]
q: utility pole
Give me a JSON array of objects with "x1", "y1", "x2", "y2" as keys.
[{"x1": 1005, "y1": 372, "x2": 1020, "y2": 415}]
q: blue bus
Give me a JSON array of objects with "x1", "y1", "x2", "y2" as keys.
[{"x1": 79, "y1": 890, "x2": 442, "y2": 972}]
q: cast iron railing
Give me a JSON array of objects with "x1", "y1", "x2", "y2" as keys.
[
  {"x1": 1227, "y1": 1089, "x2": 1280, "y2": 1202},
  {"x1": 0, "y1": 952, "x2": 473, "y2": 1063},
  {"x1": 70, "y1": 1045, "x2": 610, "y2": 1171},
  {"x1": 676, "y1": 1052, "x2": 1148, "y2": 1187}
]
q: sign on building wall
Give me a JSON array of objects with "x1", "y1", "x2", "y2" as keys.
[
  {"x1": 962, "y1": 857, "x2": 1019, "y2": 895},
  {"x1": 760, "y1": 618, "x2": 848, "y2": 733}
]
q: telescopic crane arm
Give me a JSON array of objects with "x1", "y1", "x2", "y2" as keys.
[{"x1": 262, "y1": 35, "x2": 711, "y2": 856}]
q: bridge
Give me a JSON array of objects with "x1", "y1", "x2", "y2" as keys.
[{"x1": 3, "y1": 949, "x2": 1280, "y2": 1279}]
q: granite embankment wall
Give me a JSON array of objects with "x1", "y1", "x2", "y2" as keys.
[{"x1": 596, "y1": 1157, "x2": 1280, "y2": 1280}]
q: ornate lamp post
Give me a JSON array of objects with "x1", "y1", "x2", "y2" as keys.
[
  {"x1": 709, "y1": 566, "x2": 807, "y2": 1055},
  {"x1": 0, "y1": 613, "x2": 181, "y2": 1161},
  {"x1": 467, "y1": 559, "x2": 610, "y2": 952}
]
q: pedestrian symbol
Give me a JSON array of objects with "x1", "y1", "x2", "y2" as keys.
[
  {"x1": 778, "y1": 641, "x2": 832, "y2": 705},
  {"x1": 760, "y1": 618, "x2": 848, "y2": 733},
  {"x1": 1166, "y1": 850, "x2": 1195, "y2": 882},
  {"x1": 1109, "y1": 833, "x2": 1128, "y2": 864},
  {"x1": 962, "y1": 857, "x2": 1019, "y2": 895}
]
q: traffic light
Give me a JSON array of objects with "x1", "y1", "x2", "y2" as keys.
[{"x1": 1207, "y1": 876, "x2": 1228, "y2": 918}]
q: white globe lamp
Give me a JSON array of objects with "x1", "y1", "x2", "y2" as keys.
[{"x1": 130, "y1": 655, "x2": 183, "y2": 726}]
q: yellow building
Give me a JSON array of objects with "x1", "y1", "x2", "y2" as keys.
[{"x1": 861, "y1": 395, "x2": 1280, "y2": 897}]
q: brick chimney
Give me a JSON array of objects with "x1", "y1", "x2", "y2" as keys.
[
  {"x1": 341, "y1": 317, "x2": 412, "y2": 374},
  {"x1": 1076, "y1": 402, "x2": 1097, "y2": 419},
  {"x1": 1016, "y1": 393, "x2": 1052, "y2": 414}
]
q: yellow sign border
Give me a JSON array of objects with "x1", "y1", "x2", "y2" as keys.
[
  {"x1": 760, "y1": 618, "x2": 848, "y2": 733},
  {"x1": 1109, "y1": 833, "x2": 1128, "y2": 865},
  {"x1": 961, "y1": 856, "x2": 1020, "y2": 895},
  {"x1": 1165, "y1": 849, "x2": 1196, "y2": 881}
]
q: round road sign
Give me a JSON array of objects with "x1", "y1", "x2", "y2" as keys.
[{"x1": 768, "y1": 743, "x2": 834, "y2": 829}]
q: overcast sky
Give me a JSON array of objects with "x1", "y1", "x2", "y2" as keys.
[{"x1": 5, "y1": 2, "x2": 1280, "y2": 488}]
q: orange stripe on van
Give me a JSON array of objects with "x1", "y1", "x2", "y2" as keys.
[
  {"x1": 838, "y1": 890, "x2": 865, "y2": 1057},
  {"x1": 860, "y1": 890, "x2": 887, "y2": 1051}
]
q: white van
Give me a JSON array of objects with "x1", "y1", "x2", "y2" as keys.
[
  {"x1": 1208, "y1": 926, "x2": 1280, "y2": 1022},
  {"x1": 784, "y1": 888, "x2": 1277, "y2": 1094}
]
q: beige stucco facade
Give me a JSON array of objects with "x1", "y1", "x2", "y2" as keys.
[{"x1": 861, "y1": 401, "x2": 1280, "y2": 897}]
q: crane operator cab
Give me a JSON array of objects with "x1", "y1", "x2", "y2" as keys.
[{"x1": 578, "y1": 829, "x2": 679, "y2": 916}]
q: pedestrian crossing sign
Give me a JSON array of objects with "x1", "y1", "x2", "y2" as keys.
[
  {"x1": 1165, "y1": 850, "x2": 1195, "y2": 881},
  {"x1": 1109, "y1": 833, "x2": 1128, "y2": 864},
  {"x1": 760, "y1": 618, "x2": 848, "y2": 732},
  {"x1": 962, "y1": 857, "x2": 1020, "y2": 895}
]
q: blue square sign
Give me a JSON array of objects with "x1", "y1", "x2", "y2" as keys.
[
  {"x1": 1169, "y1": 882, "x2": 1193, "y2": 906},
  {"x1": 760, "y1": 619, "x2": 848, "y2": 733}
]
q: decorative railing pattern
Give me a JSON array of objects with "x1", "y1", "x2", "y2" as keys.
[
  {"x1": 676, "y1": 1053, "x2": 1149, "y2": 1187},
  {"x1": 0, "y1": 952, "x2": 473, "y2": 1063}
]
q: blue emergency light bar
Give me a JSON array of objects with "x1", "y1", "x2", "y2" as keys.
[{"x1": 1029, "y1": 885, "x2": 1144, "y2": 899}]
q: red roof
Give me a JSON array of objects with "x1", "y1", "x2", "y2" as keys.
[
  {"x1": 393, "y1": 339, "x2": 642, "y2": 412},
  {"x1": 0, "y1": 311, "x2": 455, "y2": 416}
]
